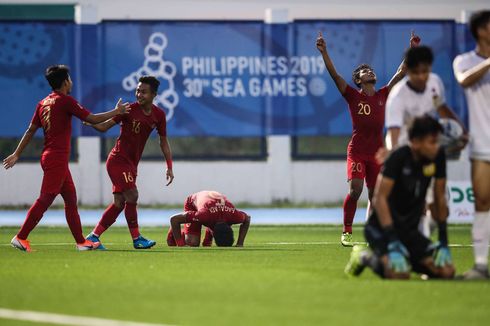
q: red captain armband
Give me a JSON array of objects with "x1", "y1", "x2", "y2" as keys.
[
  {"x1": 166, "y1": 159, "x2": 173, "y2": 170},
  {"x1": 176, "y1": 237, "x2": 185, "y2": 247}
]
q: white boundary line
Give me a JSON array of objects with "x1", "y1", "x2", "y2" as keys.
[{"x1": 0, "y1": 308, "x2": 173, "y2": 326}]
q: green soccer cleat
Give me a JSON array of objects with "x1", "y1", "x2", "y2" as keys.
[
  {"x1": 344, "y1": 245, "x2": 368, "y2": 277},
  {"x1": 341, "y1": 232, "x2": 354, "y2": 247}
]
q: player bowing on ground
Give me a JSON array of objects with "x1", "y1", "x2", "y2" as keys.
[
  {"x1": 85, "y1": 76, "x2": 174, "y2": 249},
  {"x1": 316, "y1": 31, "x2": 420, "y2": 246},
  {"x1": 453, "y1": 10, "x2": 490, "y2": 279},
  {"x1": 345, "y1": 116, "x2": 455, "y2": 280},
  {"x1": 3, "y1": 64, "x2": 131, "y2": 252},
  {"x1": 167, "y1": 190, "x2": 251, "y2": 247}
]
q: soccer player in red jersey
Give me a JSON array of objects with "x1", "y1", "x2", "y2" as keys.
[
  {"x1": 316, "y1": 31, "x2": 420, "y2": 246},
  {"x1": 84, "y1": 76, "x2": 174, "y2": 249},
  {"x1": 3, "y1": 65, "x2": 131, "y2": 252},
  {"x1": 167, "y1": 190, "x2": 251, "y2": 247}
]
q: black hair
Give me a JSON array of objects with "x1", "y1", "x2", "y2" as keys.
[
  {"x1": 469, "y1": 10, "x2": 490, "y2": 41},
  {"x1": 139, "y1": 76, "x2": 160, "y2": 93},
  {"x1": 405, "y1": 46, "x2": 433, "y2": 70},
  {"x1": 352, "y1": 63, "x2": 373, "y2": 88},
  {"x1": 213, "y1": 222, "x2": 234, "y2": 247},
  {"x1": 45, "y1": 65, "x2": 70, "y2": 90},
  {"x1": 408, "y1": 115, "x2": 443, "y2": 140}
]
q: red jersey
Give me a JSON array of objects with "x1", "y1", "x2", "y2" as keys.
[
  {"x1": 342, "y1": 85, "x2": 389, "y2": 156},
  {"x1": 184, "y1": 191, "x2": 247, "y2": 228},
  {"x1": 31, "y1": 92, "x2": 91, "y2": 160},
  {"x1": 109, "y1": 103, "x2": 166, "y2": 166}
]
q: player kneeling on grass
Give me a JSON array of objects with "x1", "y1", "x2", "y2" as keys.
[
  {"x1": 345, "y1": 115, "x2": 455, "y2": 279},
  {"x1": 167, "y1": 191, "x2": 251, "y2": 247}
]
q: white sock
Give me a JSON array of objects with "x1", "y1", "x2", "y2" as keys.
[{"x1": 472, "y1": 211, "x2": 490, "y2": 266}]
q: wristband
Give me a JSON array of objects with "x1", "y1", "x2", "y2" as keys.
[
  {"x1": 438, "y1": 221, "x2": 448, "y2": 246},
  {"x1": 383, "y1": 225, "x2": 398, "y2": 243},
  {"x1": 166, "y1": 158, "x2": 173, "y2": 170}
]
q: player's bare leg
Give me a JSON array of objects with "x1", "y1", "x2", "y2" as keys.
[
  {"x1": 123, "y1": 188, "x2": 156, "y2": 249},
  {"x1": 464, "y1": 160, "x2": 490, "y2": 279},
  {"x1": 342, "y1": 178, "x2": 364, "y2": 246}
]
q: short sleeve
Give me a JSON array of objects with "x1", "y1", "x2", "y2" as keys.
[
  {"x1": 112, "y1": 115, "x2": 124, "y2": 124},
  {"x1": 30, "y1": 104, "x2": 41, "y2": 127},
  {"x1": 453, "y1": 54, "x2": 472, "y2": 76},
  {"x1": 342, "y1": 84, "x2": 358, "y2": 103},
  {"x1": 433, "y1": 74, "x2": 446, "y2": 107},
  {"x1": 381, "y1": 148, "x2": 404, "y2": 180},
  {"x1": 184, "y1": 209, "x2": 211, "y2": 225},
  {"x1": 379, "y1": 85, "x2": 390, "y2": 99},
  {"x1": 157, "y1": 110, "x2": 167, "y2": 136},
  {"x1": 385, "y1": 90, "x2": 405, "y2": 128},
  {"x1": 435, "y1": 148, "x2": 447, "y2": 179},
  {"x1": 64, "y1": 96, "x2": 91, "y2": 121},
  {"x1": 226, "y1": 210, "x2": 247, "y2": 225}
]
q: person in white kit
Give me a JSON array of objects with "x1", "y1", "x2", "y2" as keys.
[
  {"x1": 453, "y1": 10, "x2": 490, "y2": 280},
  {"x1": 384, "y1": 46, "x2": 467, "y2": 237}
]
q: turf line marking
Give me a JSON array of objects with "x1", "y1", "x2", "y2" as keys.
[
  {"x1": 264, "y1": 242, "x2": 480, "y2": 248},
  {"x1": 0, "y1": 308, "x2": 173, "y2": 326}
]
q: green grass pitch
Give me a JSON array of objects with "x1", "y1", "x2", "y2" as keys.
[{"x1": 0, "y1": 225, "x2": 489, "y2": 326}]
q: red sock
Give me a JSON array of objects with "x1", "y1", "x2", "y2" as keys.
[
  {"x1": 60, "y1": 191, "x2": 85, "y2": 244},
  {"x1": 125, "y1": 202, "x2": 140, "y2": 239},
  {"x1": 93, "y1": 204, "x2": 123, "y2": 237},
  {"x1": 17, "y1": 193, "x2": 56, "y2": 240},
  {"x1": 202, "y1": 228, "x2": 213, "y2": 247},
  {"x1": 343, "y1": 193, "x2": 357, "y2": 233}
]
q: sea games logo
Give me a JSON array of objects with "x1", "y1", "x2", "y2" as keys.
[{"x1": 123, "y1": 33, "x2": 179, "y2": 121}]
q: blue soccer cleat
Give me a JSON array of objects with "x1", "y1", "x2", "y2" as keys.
[
  {"x1": 86, "y1": 233, "x2": 106, "y2": 250},
  {"x1": 133, "y1": 235, "x2": 156, "y2": 249}
]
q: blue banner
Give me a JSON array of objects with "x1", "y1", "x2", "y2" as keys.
[{"x1": 0, "y1": 20, "x2": 474, "y2": 137}]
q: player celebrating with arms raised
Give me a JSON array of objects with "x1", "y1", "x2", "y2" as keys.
[
  {"x1": 85, "y1": 76, "x2": 174, "y2": 249},
  {"x1": 316, "y1": 31, "x2": 420, "y2": 246},
  {"x1": 3, "y1": 65, "x2": 130, "y2": 252},
  {"x1": 167, "y1": 190, "x2": 251, "y2": 247},
  {"x1": 453, "y1": 10, "x2": 490, "y2": 279}
]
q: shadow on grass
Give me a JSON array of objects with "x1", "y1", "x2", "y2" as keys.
[{"x1": 106, "y1": 247, "x2": 304, "y2": 253}]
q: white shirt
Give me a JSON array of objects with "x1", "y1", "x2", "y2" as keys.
[
  {"x1": 385, "y1": 73, "x2": 446, "y2": 147},
  {"x1": 453, "y1": 51, "x2": 490, "y2": 157}
]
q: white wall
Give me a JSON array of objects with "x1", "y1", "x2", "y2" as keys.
[{"x1": 0, "y1": 135, "x2": 471, "y2": 206}]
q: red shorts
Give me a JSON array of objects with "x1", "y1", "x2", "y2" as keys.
[
  {"x1": 40, "y1": 154, "x2": 76, "y2": 195},
  {"x1": 347, "y1": 153, "x2": 381, "y2": 189},
  {"x1": 106, "y1": 156, "x2": 137, "y2": 193}
]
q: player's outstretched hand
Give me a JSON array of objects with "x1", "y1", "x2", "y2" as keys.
[
  {"x1": 115, "y1": 98, "x2": 131, "y2": 115},
  {"x1": 166, "y1": 168, "x2": 174, "y2": 186},
  {"x1": 409, "y1": 30, "x2": 421, "y2": 48},
  {"x1": 387, "y1": 240, "x2": 410, "y2": 273},
  {"x1": 3, "y1": 153, "x2": 19, "y2": 170},
  {"x1": 316, "y1": 31, "x2": 327, "y2": 53}
]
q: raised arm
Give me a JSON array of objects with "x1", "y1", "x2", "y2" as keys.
[
  {"x1": 387, "y1": 31, "x2": 421, "y2": 91},
  {"x1": 159, "y1": 135, "x2": 174, "y2": 186},
  {"x1": 84, "y1": 98, "x2": 130, "y2": 125},
  {"x1": 454, "y1": 57, "x2": 490, "y2": 88},
  {"x1": 235, "y1": 214, "x2": 251, "y2": 247},
  {"x1": 316, "y1": 31, "x2": 347, "y2": 95},
  {"x1": 3, "y1": 123, "x2": 39, "y2": 169}
]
